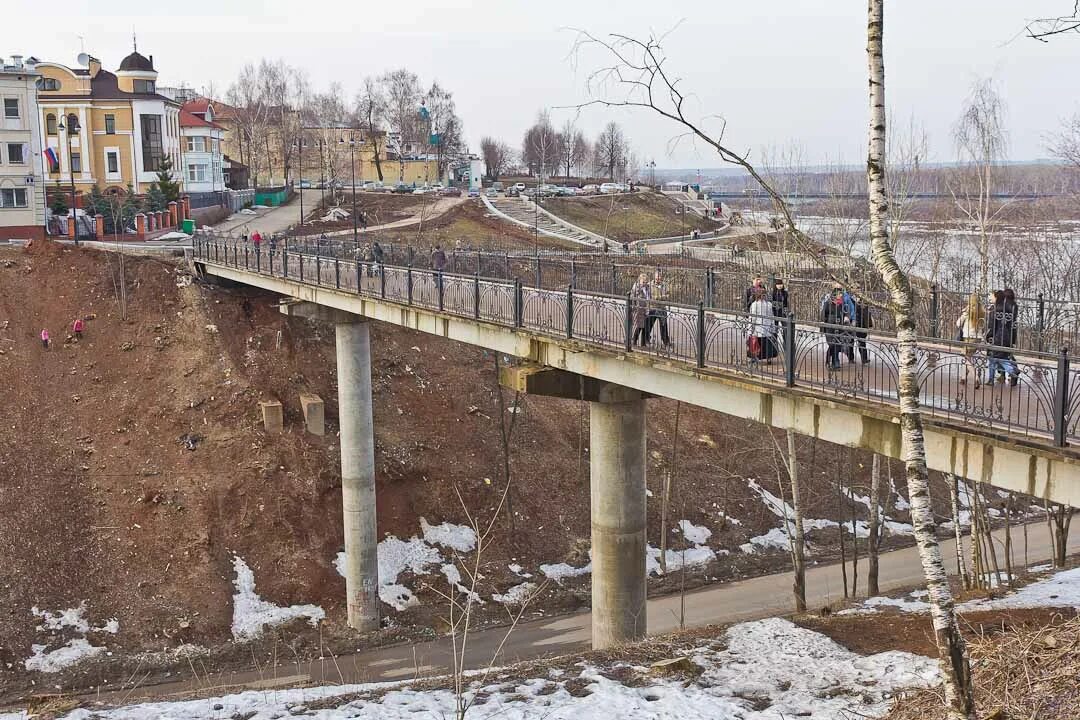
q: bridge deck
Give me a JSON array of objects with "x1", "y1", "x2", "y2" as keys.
[{"x1": 194, "y1": 237, "x2": 1080, "y2": 505}]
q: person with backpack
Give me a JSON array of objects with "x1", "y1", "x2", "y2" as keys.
[
  {"x1": 985, "y1": 289, "x2": 1019, "y2": 386},
  {"x1": 72, "y1": 318, "x2": 84, "y2": 341}
]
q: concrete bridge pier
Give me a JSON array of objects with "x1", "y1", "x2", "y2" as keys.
[
  {"x1": 589, "y1": 392, "x2": 648, "y2": 648},
  {"x1": 282, "y1": 301, "x2": 379, "y2": 631},
  {"x1": 499, "y1": 363, "x2": 649, "y2": 648}
]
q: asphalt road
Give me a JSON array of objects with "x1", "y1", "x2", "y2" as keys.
[{"x1": 110, "y1": 520, "x2": 1076, "y2": 703}]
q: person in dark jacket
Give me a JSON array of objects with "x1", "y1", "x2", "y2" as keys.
[
  {"x1": 431, "y1": 244, "x2": 447, "y2": 271},
  {"x1": 744, "y1": 275, "x2": 765, "y2": 311},
  {"x1": 985, "y1": 289, "x2": 1019, "y2": 386},
  {"x1": 769, "y1": 278, "x2": 789, "y2": 317},
  {"x1": 821, "y1": 288, "x2": 851, "y2": 370},
  {"x1": 851, "y1": 292, "x2": 873, "y2": 364}
]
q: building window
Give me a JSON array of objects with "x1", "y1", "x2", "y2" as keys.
[
  {"x1": 6, "y1": 143, "x2": 25, "y2": 163},
  {"x1": 187, "y1": 163, "x2": 207, "y2": 183},
  {"x1": 38, "y1": 78, "x2": 60, "y2": 91},
  {"x1": 0, "y1": 188, "x2": 28, "y2": 208},
  {"x1": 105, "y1": 114, "x2": 116, "y2": 134},
  {"x1": 133, "y1": 79, "x2": 156, "y2": 94},
  {"x1": 186, "y1": 136, "x2": 206, "y2": 153},
  {"x1": 71, "y1": 152, "x2": 82, "y2": 173},
  {"x1": 140, "y1": 114, "x2": 164, "y2": 171},
  {"x1": 46, "y1": 113, "x2": 57, "y2": 135},
  {"x1": 212, "y1": 138, "x2": 220, "y2": 154},
  {"x1": 3, "y1": 99, "x2": 18, "y2": 119},
  {"x1": 106, "y1": 150, "x2": 119, "y2": 174}
]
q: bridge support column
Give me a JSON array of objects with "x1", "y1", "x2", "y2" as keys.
[
  {"x1": 280, "y1": 300, "x2": 379, "y2": 631},
  {"x1": 336, "y1": 320, "x2": 380, "y2": 631},
  {"x1": 497, "y1": 361, "x2": 649, "y2": 648},
  {"x1": 590, "y1": 395, "x2": 647, "y2": 649}
]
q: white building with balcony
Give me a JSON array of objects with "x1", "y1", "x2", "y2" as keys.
[
  {"x1": 0, "y1": 54, "x2": 45, "y2": 241},
  {"x1": 179, "y1": 99, "x2": 225, "y2": 194}
]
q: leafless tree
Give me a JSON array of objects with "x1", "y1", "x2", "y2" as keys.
[
  {"x1": 946, "y1": 473, "x2": 970, "y2": 589},
  {"x1": 569, "y1": 22, "x2": 973, "y2": 714},
  {"x1": 308, "y1": 85, "x2": 349, "y2": 194},
  {"x1": 480, "y1": 137, "x2": 513, "y2": 180},
  {"x1": 356, "y1": 77, "x2": 388, "y2": 182},
  {"x1": 226, "y1": 63, "x2": 273, "y2": 186},
  {"x1": 886, "y1": 115, "x2": 930, "y2": 271},
  {"x1": 866, "y1": 453, "x2": 882, "y2": 596},
  {"x1": 785, "y1": 430, "x2": 807, "y2": 611},
  {"x1": 423, "y1": 81, "x2": 465, "y2": 181},
  {"x1": 949, "y1": 77, "x2": 1009, "y2": 296},
  {"x1": 593, "y1": 121, "x2": 629, "y2": 180},
  {"x1": 1024, "y1": 1, "x2": 1080, "y2": 40},
  {"x1": 1047, "y1": 112, "x2": 1080, "y2": 180},
  {"x1": 557, "y1": 119, "x2": 590, "y2": 178},
  {"x1": 867, "y1": 6, "x2": 973, "y2": 713},
  {"x1": 522, "y1": 111, "x2": 560, "y2": 178},
  {"x1": 1045, "y1": 500, "x2": 1074, "y2": 567},
  {"x1": 381, "y1": 69, "x2": 423, "y2": 182},
  {"x1": 263, "y1": 60, "x2": 309, "y2": 185}
]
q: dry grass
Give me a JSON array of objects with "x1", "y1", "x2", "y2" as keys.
[{"x1": 887, "y1": 614, "x2": 1080, "y2": 720}]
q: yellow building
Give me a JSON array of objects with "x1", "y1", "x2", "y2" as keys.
[{"x1": 34, "y1": 51, "x2": 181, "y2": 198}]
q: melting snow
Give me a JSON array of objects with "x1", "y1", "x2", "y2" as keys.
[
  {"x1": 230, "y1": 556, "x2": 325, "y2": 640},
  {"x1": 958, "y1": 567, "x2": 1080, "y2": 612},
  {"x1": 420, "y1": 518, "x2": 477, "y2": 553},
  {"x1": 32, "y1": 617, "x2": 938, "y2": 720},
  {"x1": 677, "y1": 519, "x2": 711, "y2": 545},
  {"x1": 492, "y1": 582, "x2": 537, "y2": 606},
  {"x1": 24, "y1": 639, "x2": 105, "y2": 673},
  {"x1": 540, "y1": 561, "x2": 592, "y2": 583}
]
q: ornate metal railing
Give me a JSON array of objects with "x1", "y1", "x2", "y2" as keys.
[{"x1": 193, "y1": 233, "x2": 1078, "y2": 447}]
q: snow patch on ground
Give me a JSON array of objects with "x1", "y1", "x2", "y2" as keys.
[
  {"x1": 837, "y1": 594, "x2": 932, "y2": 616},
  {"x1": 540, "y1": 561, "x2": 593, "y2": 583},
  {"x1": 230, "y1": 556, "x2": 325, "y2": 640},
  {"x1": 492, "y1": 582, "x2": 537, "y2": 606},
  {"x1": 959, "y1": 567, "x2": 1080, "y2": 612},
  {"x1": 440, "y1": 563, "x2": 483, "y2": 604},
  {"x1": 24, "y1": 639, "x2": 105, "y2": 673},
  {"x1": 420, "y1": 518, "x2": 477, "y2": 553},
  {"x1": 23, "y1": 603, "x2": 118, "y2": 673},
  {"x1": 677, "y1": 519, "x2": 711, "y2": 545},
  {"x1": 646, "y1": 544, "x2": 720, "y2": 575},
  {"x1": 38, "y1": 617, "x2": 939, "y2": 720}
]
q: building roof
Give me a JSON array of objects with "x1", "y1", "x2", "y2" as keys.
[
  {"x1": 41, "y1": 68, "x2": 177, "y2": 104},
  {"x1": 118, "y1": 51, "x2": 154, "y2": 72},
  {"x1": 179, "y1": 107, "x2": 224, "y2": 130},
  {"x1": 184, "y1": 97, "x2": 211, "y2": 115}
]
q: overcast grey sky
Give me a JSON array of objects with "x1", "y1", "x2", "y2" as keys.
[{"x1": 6, "y1": 0, "x2": 1079, "y2": 169}]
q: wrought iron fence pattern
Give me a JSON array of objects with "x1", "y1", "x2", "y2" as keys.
[{"x1": 194, "y1": 233, "x2": 1077, "y2": 446}]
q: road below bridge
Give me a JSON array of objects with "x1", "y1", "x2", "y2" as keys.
[{"x1": 107, "y1": 521, "x2": 1077, "y2": 703}]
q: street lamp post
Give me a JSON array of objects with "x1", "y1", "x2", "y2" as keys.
[
  {"x1": 340, "y1": 136, "x2": 359, "y2": 246},
  {"x1": 57, "y1": 113, "x2": 81, "y2": 246},
  {"x1": 293, "y1": 137, "x2": 306, "y2": 226}
]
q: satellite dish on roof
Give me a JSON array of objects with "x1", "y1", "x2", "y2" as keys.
[{"x1": 76, "y1": 52, "x2": 90, "y2": 66}]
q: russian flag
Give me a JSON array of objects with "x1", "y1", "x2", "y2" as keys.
[{"x1": 44, "y1": 147, "x2": 59, "y2": 172}]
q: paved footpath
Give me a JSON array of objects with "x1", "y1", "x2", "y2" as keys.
[{"x1": 104, "y1": 521, "x2": 1076, "y2": 703}]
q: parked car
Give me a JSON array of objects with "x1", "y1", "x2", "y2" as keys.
[
  {"x1": 512, "y1": 182, "x2": 526, "y2": 193},
  {"x1": 392, "y1": 183, "x2": 413, "y2": 194},
  {"x1": 492, "y1": 181, "x2": 504, "y2": 192},
  {"x1": 484, "y1": 188, "x2": 499, "y2": 197},
  {"x1": 439, "y1": 186, "x2": 461, "y2": 197},
  {"x1": 468, "y1": 187, "x2": 481, "y2": 198},
  {"x1": 507, "y1": 186, "x2": 521, "y2": 197},
  {"x1": 298, "y1": 179, "x2": 312, "y2": 189},
  {"x1": 582, "y1": 184, "x2": 599, "y2": 195}
]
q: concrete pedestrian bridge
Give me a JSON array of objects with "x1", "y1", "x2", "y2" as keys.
[{"x1": 192, "y1": 232, "x2": 1080, "y2": 647}]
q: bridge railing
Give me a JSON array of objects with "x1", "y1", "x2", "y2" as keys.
[{"x1": 193, "y1": 233, "x2": 1080, "y2": 447}]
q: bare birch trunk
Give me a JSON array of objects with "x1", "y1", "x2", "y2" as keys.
[
  {"x1": 848, "y1": 452, "x2": 859, "y2": 599},
  {"x1": 836, "y1": 458, "x2": 849, "y2": 599},
  {"x1": 1003, "y1": 494, "x2": 1014, "y2": 586},
  {"x1": 947, "y1": 473, "x2": 970, "y2": 589},
  {"x1": 979, "y1": 482, "x2": 1003, "y2": 588},
  {"x1": 968, "y1": 481, "x2": 983, "y2": 589},
  {"x1": 659, "y1": 402, "x2": 681, "y2": 574},
  {"x1": 866, "y1": 2, "x2": 974, "y2": 715},
  {"x1": 867, "y1": 453, "x2": 882, "y2": 596},
  {"x1": 788, "y1": 430, "x2": 807, "y2": 612}
]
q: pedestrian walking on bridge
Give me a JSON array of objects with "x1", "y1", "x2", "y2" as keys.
[{"x1": 631, "y1": 273, "x2": 652, "y2": 347}]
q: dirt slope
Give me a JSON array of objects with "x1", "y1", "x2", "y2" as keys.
[{"x1": 0, "y1": 241, "x2": 1000, "y2": 691}]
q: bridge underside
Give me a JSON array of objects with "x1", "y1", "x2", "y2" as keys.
[{"x1": 208, "y1": 264, "x2": 1080, "y2": 507}]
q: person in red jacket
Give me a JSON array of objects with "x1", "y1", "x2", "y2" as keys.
[
  {"x1": 73, "y1": 318, "x2": 84, "y2": 340},
  {"x1": 40, "y1": 328, "x2": 50, "y2": 349}
]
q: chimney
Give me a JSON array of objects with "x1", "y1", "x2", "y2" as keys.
[
  {"x1": 88, "y1": 56, "x2": 101, "y2": 78},
  {"x1": 11, "y1": 54, "x2": 22, "y2": 68}
]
